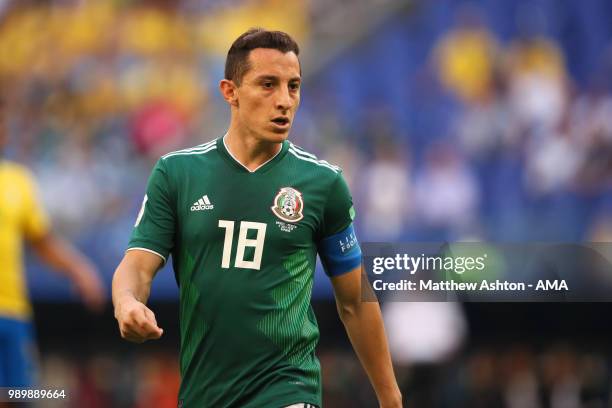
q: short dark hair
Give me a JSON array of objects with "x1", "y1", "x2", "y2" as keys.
[{"x1": 224, "y1": 28, "x2": 300, "y2": 85}]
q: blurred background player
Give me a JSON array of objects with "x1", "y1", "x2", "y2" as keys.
[{"x1": 0, "y1": 101, "x2": 105, "y2": 387}]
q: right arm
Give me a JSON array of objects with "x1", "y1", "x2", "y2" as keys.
[
  {"x1": 112, "y1": 250, "x2": 165, "y2": 343},
  {"x1": 115, "y1": 159, "x2": 175, "y2": 343}
]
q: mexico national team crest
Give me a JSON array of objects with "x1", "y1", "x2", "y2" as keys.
[{"x1": 271, "y1": 187, "x2": 304, "y2": 223}]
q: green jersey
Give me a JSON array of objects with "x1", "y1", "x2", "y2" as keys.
[{"x1": 128, "y1": 137, "x2": 355, "y2": 408}]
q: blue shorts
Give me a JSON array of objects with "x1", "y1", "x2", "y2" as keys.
[{"x1": 0, "y1": 316, "x2": 37, "y2": 386}]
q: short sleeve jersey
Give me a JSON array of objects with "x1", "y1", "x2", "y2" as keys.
[
  {"x1": 0, "y1": 161, "x2": 50, "y2": 319},
  {"x1": 128, "y1": 137, "x2": 356, "y2": 408}
]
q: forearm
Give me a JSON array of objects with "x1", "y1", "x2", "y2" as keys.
[
  {"x1": 338, "y1": 301, "x2": 401, "y2": 406},
  {"x1": 31, "y1": 233, "x2": 105, "y2": 311},
  {"x1": 112, "y1": 257, "x2": 154, "y2": 306},
  {"x1": 112, "y1": 251, "x2": 164, "y2": 342},
  {"x1": 31, "y1": 234, "x2": 94, "y2": 279}
]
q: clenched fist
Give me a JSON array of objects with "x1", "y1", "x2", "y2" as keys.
[{"x1": 114, "y1": 296, "x2": 163, "y2": 343}]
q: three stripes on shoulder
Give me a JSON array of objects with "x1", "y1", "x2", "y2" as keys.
[
  {"x1": 288, "y1": 143, "x2": 340, "y2": 173},
  {"x1": 162, "y1": 140, "x2": 217, "y2": 160}
]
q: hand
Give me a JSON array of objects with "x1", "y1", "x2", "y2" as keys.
[
  {"x1": 114, "y1": 296, "x2": 164, "y2": 343},
  {"x1": 73, "y1": 265, "x2": 106, "y2": 313}
]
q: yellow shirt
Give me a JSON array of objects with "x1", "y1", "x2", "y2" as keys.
[{"x1": 0, "y1": 161, "x2": 50, "y2": 320}]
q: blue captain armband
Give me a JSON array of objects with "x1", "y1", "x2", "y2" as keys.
[{"x1": 318, "y1": 223, "x2": 362, "y2": 277}]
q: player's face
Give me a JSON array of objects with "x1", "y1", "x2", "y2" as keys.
[{"x1": 234, "y1": 48, "x2": 301, "y2": 143}]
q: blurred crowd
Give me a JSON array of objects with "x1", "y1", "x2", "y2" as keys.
[
  {"x1": 399, "y1": 344, "x2": 612, "y2": 408},
  {"x1": 34, "y1": 345, "x2": 612, "y2": 408},
  {"x1": 322, "y1": 1, "x2": 612, "y2": 245},
  {"x1": 1, "y1": 0, "x2": 309, "y2": 275},
  {"x1": 38, "y1": 351, "x2": 180, "y2": 408},
  {"x1": 1, "y1": 0, "x2": 609, "y2": 270},
  {"x1": 2, "y1": 0, "x2": 612, "y2": 406}
]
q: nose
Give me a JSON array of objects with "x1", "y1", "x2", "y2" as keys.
[{"x1": 275, "y1": 86, "x2": 293, "y2": 111}]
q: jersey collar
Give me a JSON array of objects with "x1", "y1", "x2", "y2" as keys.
[{"x1": 217, "y1": 134, "x2": 289, "y2": 174}]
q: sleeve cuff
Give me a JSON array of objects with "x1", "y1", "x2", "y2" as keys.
[{"x1": 126, "y1": 242, "x2": 168, "y2": 265}]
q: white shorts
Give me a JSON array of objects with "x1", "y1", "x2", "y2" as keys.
[{"x1": 283, "y1": 404, "x2": 318, "y2": 408}]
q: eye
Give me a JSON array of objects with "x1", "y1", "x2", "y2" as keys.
[
  {"x1": 289, "y1": 82, "x2": 300, "y2": 91},
  {"x1": 263, "y1": 81, "x2": 273, "y2": 88}
]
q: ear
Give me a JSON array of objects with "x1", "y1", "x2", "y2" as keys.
[{"x1": 219, "y1": 79, "x2": 239, "y2": 107}]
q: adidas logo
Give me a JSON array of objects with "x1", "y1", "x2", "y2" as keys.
[{"x1": 191, "y1": 195, "x2": 214, "y2": 211}]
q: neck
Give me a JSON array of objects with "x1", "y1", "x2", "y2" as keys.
[{"x1": 224, "y1": 125, "x2": 283, "y2": 172}]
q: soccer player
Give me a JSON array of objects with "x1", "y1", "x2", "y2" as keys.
[
  {"x1": 112, "y1": 28, "x2": 402, "y2": 408},
  {"x1": 0, "y1": 106, "x2": 106, "y2": 387}
]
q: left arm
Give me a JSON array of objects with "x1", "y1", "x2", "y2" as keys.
[
  {"x1": 318, "y1": 172, "x2": 401, "y2": 406},
  {"x1": 30, "y1": 233, "x2": 106, "y2": 312},
  {"x1": 331, "y1": 266, "x2": 402, "y2": 408}
]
